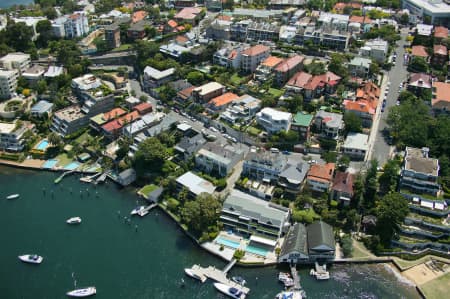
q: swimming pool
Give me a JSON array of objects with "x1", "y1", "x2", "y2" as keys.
[
  {"x1": 42, "y1": 159, "x2": 58, "y2": 169},
  {"x1": 35, "y1": 140, "x2": 49, "y2": 151},
  {"x1": 216, "y1": 237, "x2": 240, "y2": 249},
  {"x1": 245, "y1": 245, "x2": 268, "y2": 257},
  {"x1": 64, "y1": 162, "x2": 80, "y2": 170}
]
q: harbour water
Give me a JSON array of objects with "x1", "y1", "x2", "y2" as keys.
[
  {"x1": 0, "y1": 0, "x2": 34, "y2": 8},
  {"x1": 0, "y1": 167, "x2": 421, "y2": 298}
]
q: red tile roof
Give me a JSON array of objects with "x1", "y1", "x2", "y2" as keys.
[
  {"x1": 208, "y1": 92, "x2": 239, "y2": 107},
  {"x1": 434, "y1": 26, "x2": 449, "y2": 39},
  {"x1": 411, "y1": 45, "x2": 428, "y2": 58},
  {"x1": 167, "y1": 20, "x2": 178, "y2": 28},
  {"x1": 174, "y1": 7, "x2": 202, "y2": 20},
  {"x1": 307, "y1": 163, "x2": 335, "y2": 183},
  {"x1": 304, "y1": 72, "x2": 341, "y2": 90},
  {"x1": 275, "y1": 55, "x2": 304, "y2": 73},
  {"x1": 132, "y1": 10, "x2": 147, "y2": 23},
  {"x1": 241, "y1": 44, "x2": 270, "y2": 57},
  {"x1": 177, "y1": 86, "x2": 196, "y2": 100},
  {"x1": 409, "y1": 73, "x2": 432, "y2": 89},
  {"x1": 349, "y1": 15, "x2": 372, "y2": 24},
  {"x1": 287, "y1": 71, "x2": 312, "y2": 88},
  {"x1": 133, "y1": 102, "x2": 152, "y2": 114},
  {"x1": 217, "y1": 15, "x2": 232, "y2": 21},
  {"x1": 332, "y1": 171, "x2": 354, "y2": 196},
  {"x1": 432, "y1": 81, "x2": 450, "y2": 108},
  {"x1": 261, "y1": 56, "x2": 284, "y2": 68},
  {"x1": 176, "y1": 35, "x2": 189, "y2": 44},
  {"x1": 101, "y1": 111, "x2": 140, "y2": 133},
  {"x1": 343, "y1": 99, "x2": 375, "y2": 115},
  {"x1": 434, "y1": 44, "x2": 447, "y2": 56},
  {"x1": 102, "y1": 108, "x2": 126, "y2": 122}
]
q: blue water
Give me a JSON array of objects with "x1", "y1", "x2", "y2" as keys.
[
  {"x1": 216, "y1": 237, "x2": 240, "y2": 249},
  {"x1": 42, "y1": 159, "x2": 58, "y2": 169},
  {"x1": 0, "y1": 0, "x2": 33, "y2": 8},
  {"x1": 64, "y1": 162, "x2": 80, "y2": 170},
  {"x1": 245, "y1": 245, "x2": 268, "y2": 257},
  {"x1": 35, "y1": 140, "x2": 49, "y2": 151}
]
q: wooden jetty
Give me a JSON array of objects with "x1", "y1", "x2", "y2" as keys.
[
  {"x1": 187, "y1": 261, "x2": 250, "y2": 295},
  {"x1": 95, "y1": 173, "x2": 107, "y2": 184},
  {"x1": 80, "y1": 172, "x2": 101, "y2": 183},
  {"x1": 290, "y1": 265, "x2": 301, "y2": 290}
]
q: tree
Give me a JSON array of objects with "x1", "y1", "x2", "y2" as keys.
[
  {"x1": 407, "y1": 56, "x2": 429, "y2": 73},
  {"x1": 343, "y1": 112, "x2": 362, "y2": 134},
  {"x1": 48, "y1": 132, "x2": 62, "y2": 147},
  {"x1": 287, "y1": 95, "x2": 303, "y2": 114},
  {"x1": 3, "y1": 21, "x2": 33, "y2": 52},
  {"x1": 180, "y1": 193, "x2": 221, "y2": 234},
  {"x1": 376, "y1": 193, "x2": 409, "y2": 245},
  {"x1": 363, "y1": 160, "x2": 379, "y2": 210},
  {"x1": 186, "y1": 71, "x2": 205, "y2": 85},
  {"x1": 305, "y1": 61, "x2": 326, "y2": 75},
  {"x1": 36, "y1": 79, "x2": 48, "y2": 95},
  {"x1": 378, "y1": 159, "x2": 400, "y2": 194},
  {"x1": 36, "y1": 19, "x2": 53, "y2": 47},
  {"x1": 328, "y1": 53, "x2": 348, "y2": 78},
  {"x1": 369, "y1": 61, "x2": 380, "y2": 76},
  {"x1": 400, "y1": 13, "x2": 409, "y2": 25},
  {"x1": 322, "y1": 151, "x2": 337, "y2": 163},
  {"x1": 133, "y1": 137, "x2": 167, "y2": 176},
  {"x1": 94, "y1": 38, "x2": 110, "y2": 53},
  {"x1": 338, "y1": 155, "x2": 350, "y2": 171}
]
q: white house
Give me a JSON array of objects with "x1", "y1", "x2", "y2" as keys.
[
  {"x1": 256, "y1": 107, "x2": 292, "y2": 134},
  {"x1": 360, "y1": 39, "x2": 388, "y2": 63},
  {"x1": 342, "y1": 133, "x2": 369, "y2": 160},
  {"x1": 0, "y1": 53, "x2": 31, "y2": 74}
]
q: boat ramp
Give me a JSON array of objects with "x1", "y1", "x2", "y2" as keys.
[{"x1": 186, "y1": 259, "x2": 250, "y2": 296}]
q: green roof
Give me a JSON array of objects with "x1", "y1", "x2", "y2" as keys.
[
  {"x1": 292, "y1": 112, "x2": 313, "y2": 127},
  {"x1": 307, "y1": 220, "x2": 335, "y2": 251}
]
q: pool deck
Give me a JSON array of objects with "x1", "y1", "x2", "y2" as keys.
[{"x1": 0, "y1": 158, "x2": 98, "y2": 174}]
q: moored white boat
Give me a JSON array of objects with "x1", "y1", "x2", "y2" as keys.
[
  {"x1": 6, "y1": 194, "x2": 19, "y2": 200},
  {"x1": 66, "y1": 217, "x2": 82, "y2": 224},
  {"x1": 130, "y1": 206, "x2": 145, "y2": 215},
  {"x1": 66, "y1": 287, "x2": 96, "y2": 297},
  {"x1": 184, "y1": 268, "x2": 206, "y2": 282},
  {"x1": 232, "y1": 276, "x2": 246, "y2": 286},
  {"x1": 213, "y1": 283, "x2": 245, "y2": 299},
  {"x1": 18, "y1": 254, "x2": 43, "y2": 264},
  {"x1": 275, "y1": 291, "x2": 303, "y2": 299}
]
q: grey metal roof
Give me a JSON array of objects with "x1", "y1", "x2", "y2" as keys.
[
  {"x1": 280, "y1": 223, "x2": 308, "y2": 257},
  {"x1": 307, "y1": 220, "x2": 335, "y2": 251},
  {"x1": 176, "y1": 171, "x2": 216, "y2": 195},
  {"x1": 279, "y1": 162, "x2": 309, "y2": 184},
  {"x1": 31, "y1": 100, "x2": 53, "y2": 113},
  {"x1": 222, "y1": 189, "x2": 289, "y2": 227}
]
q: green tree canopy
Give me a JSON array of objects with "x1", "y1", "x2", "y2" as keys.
[
  {"x1": 343, "y1": 112, "x2": 362, "y2": 134},
  {"x1": 180, "y1": 193, "x2": 221, "y2": 234},
  {"x1": 378, "y1": 159, "x2": 400, "y2": 194},
  {"x1": 133, "y1": 137, "x2": 167, "y2": 176},
  {"x1": 375, "y1": 193, "x2": 409, "y2": 245},
  {"x1": 186, "y1": 71, "x2": 205, "y2": 85}
]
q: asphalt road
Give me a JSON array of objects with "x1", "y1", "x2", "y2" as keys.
[{"x1": 369, "y1": 28, "x2": 410, "y2": 167}]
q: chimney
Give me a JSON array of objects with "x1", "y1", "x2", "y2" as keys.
[{"x1": 422, "y1": 147, "x2": 429, "y2": 158}]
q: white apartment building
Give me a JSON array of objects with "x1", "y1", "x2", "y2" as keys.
[
  {"x1": 360, "y1": 39, "x2": 388, "y2": 63},
  {"x1": 241, "y1": 44, "x2": 271, "y2": 73},
  {"x1": 12, "y1": 16, "x2": 47, "y2": 41},
  {"x1": 0, "y1": 69, "x2": 18, "y2": 100},
  {"x1": 0, "y1": 121, "x2": 35, "y2": 152},
  {"x1": 256, "y1": 107, "x2": 292, "y2": 134},
  {"x1": 0, "y1": 53, "x2": 31, "y2": 74},
  {"x1": 402, "y1": 0, "x2": 450, "y2": 26},
  {"x1": 59, "y1": 12, "x2": 89, "y2": 38}
]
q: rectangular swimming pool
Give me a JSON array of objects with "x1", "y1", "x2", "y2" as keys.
[
  {"x1": 245, "y1": 245, "x2": 268, "y2": 257},
  {"x1": 215, "y1": 237, "x2": 240, "y2": 249},
  {"x1": 42, "y1": 159, "x2": 58, "y2": 169},
  {"x1": 35, "y1": 140, "x2": 49, "y2": 151},
  {"x1": 64, "y1": 162, "x2": 80, "y2": 170}
]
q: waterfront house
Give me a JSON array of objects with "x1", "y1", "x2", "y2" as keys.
[
  {"x1": 195, "y1": 141, "x2": 244, "y2": 177},
  {"x1": 220, "y1": 189, "x2": 290, "y2": 239},
  {"x1": 117, "y1": 168, "x2": 136, "y2": 187},
  {"x1": 314, "y1": 110, "x2": 344, "y2": 139},
  {"x1": 0, "y1": 121, "x2": 35, "y2": 152},
  {"x1": 400, "y1": 147, "x2": 441, "y2": 197},
  {"x1": 278, "y1": 223, "x2": 309, "y2": 264},
  {"x1": 175, "y1": 171, "x2": 216, "y2": 198},
  {"x1": 330, "y1": 171, "x2": 354, "y2": 206},
  {"x1": 256, "y1": 107, "x2": 292, "y2": 134},
  {"x1": 306, "y1": 163, "x2": 335, "y2": 193},
  {"x1": 50, "y1": 105, "x2": 87, "y2": 137}
]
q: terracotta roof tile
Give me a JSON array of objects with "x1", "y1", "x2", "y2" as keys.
[
  {"x1": 332, "y1": 171, "x2": 354, "y2": 195},
  {"x1": 208, "y1": 92, "x2": 239, "y2": 107},
  {"x1": 307, "y1": 163, "x2": 335, "y2": 183},
  {"x1": 432, "y1": 81, "x2": 450, "y2": 107},
  {"x1": 133, "y1": 102, "x2": 152, "y2": 114},
  {"x1": 132, "y1": 11, "x2": 147, "y2": 23},
  {"x1": 275, "y1": 55, "x2": 304, "y2": 73},
  {"x1": 241, "y1": 44, "x2": 270, "y2": 57},
  {"x1": 343, "y1": 99, "x2": 375, "y2": 115},
  {"x1": 434, "y1": 44, "x2": 447, "y2": 56},
  {"x1": 287, "y1": 71, "x2": 312, "y2": 88},
  {"x1": 411, "y1": 45, "x2": 428, "y2": 58},
  {"x1": 261, "y1": 56, "x2": 284, "y2": 68},
  {"x1": 102, "y1": 111, "x2": 140, "y2": 133},
  {"x1": 177, "y1": 86, "x2": 196, "y2": 100},
  {"x1": 167, "y1": 20, "x2": 178, "y2": 28},
  {"x1": 174, "y1": 7, "x2": 202, "y2": 20},
  {"x1": 434, "y1": 26, "x2": 448, "y2": 39},
  {"x1": 102, "y1": 108, "x2": 126, "y2": 122}
]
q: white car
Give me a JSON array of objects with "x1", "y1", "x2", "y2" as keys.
[{"x1": 210, "y1": 127, "x2": 218, "y2": 132}]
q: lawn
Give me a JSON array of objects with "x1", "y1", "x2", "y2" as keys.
[
  {"x1": 75, "y1": 131, "x2": 92, "y2": 144},
  {"x1": 420, "y1": 272, "x2": 450, "y2": 299},
  {"x1": 139, "y1": 184, "x2": 158, "y2": 196},
  {"x1": 55, "y1": 153, "x2": 73, "y2": 166},
  {"x1": 112, "y1": 44, "x2": 132, "y2": 52},
  {"x1": 268, "y1": 88, "x2": 285, "y2": 98},
  {"x1": 230, "y1": 73, "x2": 247, "y2": 86},
  {"x1": 246, "y1": 126, "x2": 261, "y2": 136}
]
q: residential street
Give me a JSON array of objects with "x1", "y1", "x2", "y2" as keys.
[{"x1": 369, "y1": 28, "x2": 410, "y2": 166}]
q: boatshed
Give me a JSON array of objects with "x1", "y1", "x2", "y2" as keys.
[
  {"x1": 278, "y1": 223, "x2": 309, "y2": 264},
  {"x1": 306, "y1": 221, "x2": 335, "y2": 262},
  {"x1": 117, "y1": 168, "x2": 136, "y2": 186}
]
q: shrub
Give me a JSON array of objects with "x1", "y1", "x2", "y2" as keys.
[{"x1": 233, "y1": 249, "x2": 245, "y2": 261}]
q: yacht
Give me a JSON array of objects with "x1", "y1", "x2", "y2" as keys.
[
  {"x1": 130, "y1": 206, "x2": 146, "y2": 215},
  {"x1": 66, "y1": 217, "x2": 82, "y2": 224},
  {"x1": 232, "y1": 276, "x2": 246, "y2": 286},
  {"x1": 275, "y1": 291, "x2": 303, "y2": 299},
  {"x1": 184, "y1": 268, "x2": 206, "y2": 282},
  {"x1": 6, "y1": 194, "x2": 19, "y2": 200},
  {"x1": 66, "y1": 287, "x2": 96, "y2": 297},
  {"x1": 213, "y1": 283, "x2": 245, "y2": 299},
  {"x1": 18, "y1": 254, "x2": 43, "y2": 264}
]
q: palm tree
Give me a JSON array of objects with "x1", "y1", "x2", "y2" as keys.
[{"x1": 48, "y1": 132, "x2": 62, "y2": 147}]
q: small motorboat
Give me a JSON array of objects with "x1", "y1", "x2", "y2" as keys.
[
  {"x1": 66, "y1": 287, "x2": 96, "y2": 297},
  {"x1": 130, "y1": 206, "x2": 146, "y2": 215},
  {"x1": 18, "y1": 254, "x2": 43, "y2": 264},
  {"x1": 184, "y1": 268, "x2": 206, "y2": 282},
  {"x1": 232, "y1": 276, "x2": 246, "y2": 286},
  {"x1": 66, "y1": 217, "x2": 82, "y2": 224},
  {"x1": 213, "y1": 283, "x2": 245, "y2": 299},
  {"x1": 6, "y1": 194, "x2": 19, "y2": 200}
]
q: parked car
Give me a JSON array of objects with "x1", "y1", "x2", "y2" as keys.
[{"x1": 210, "y1": 127, "x2": 219, "y2": 133}]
